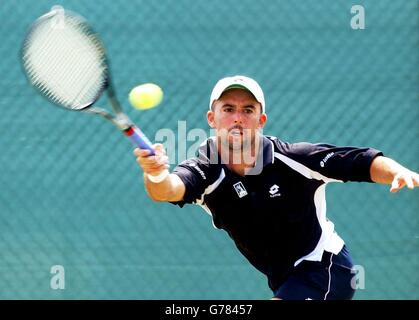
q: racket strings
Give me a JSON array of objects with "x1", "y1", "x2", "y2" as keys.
[{"x1": 23, "y1": 14, "x2": 107, "y2": 110}]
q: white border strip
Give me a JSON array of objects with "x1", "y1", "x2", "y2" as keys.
[
  {"x1": 274, "y1": 152, "x2": 342, "y2": 183},
  {"x1": 324, "y1": 253, "x2": 333, "y2": 300},
  {"x1": 195, "y1": 169, "x2": 226, "y2": 228}
]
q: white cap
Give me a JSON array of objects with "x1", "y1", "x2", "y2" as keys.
[{"x1": 209, "y1": 75, "x2": 265, "y2": 113}]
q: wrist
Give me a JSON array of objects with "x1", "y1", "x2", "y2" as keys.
[{"x1": 147, "y1": 169, "x2": 169, "y2": 183}]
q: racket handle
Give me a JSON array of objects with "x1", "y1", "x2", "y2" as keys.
[{"x1": 124, "y1": 126, "x2": 155, "y2": 156}]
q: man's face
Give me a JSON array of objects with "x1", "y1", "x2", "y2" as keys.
[{"x1": 207, "y1": 88, "x2": 267, "y2": 152}]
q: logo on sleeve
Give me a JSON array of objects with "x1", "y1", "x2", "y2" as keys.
[
  {"x1": 320, "y1": 152, "x2": 334, "y2": 168},
  {"x1": 269, "y1": 184, "x2": 281, "y2": 198},
  {"x1": 233, "y1": 182, "x2": 248, "y2": 198},
  {"x1": 188, "y1": 162, "x2": 206, "y2": 180}
]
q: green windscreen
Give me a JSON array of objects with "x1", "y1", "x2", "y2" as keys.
[{"x1": 0, "y1": 0, "x2": 417, "y2": 299}]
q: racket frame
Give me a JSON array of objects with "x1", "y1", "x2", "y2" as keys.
[{"x1": 21, "y1": 7, "x2": 155, "y2": 153}]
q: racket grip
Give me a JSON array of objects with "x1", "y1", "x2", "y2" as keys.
[{"x1": 124, "y1": 126, "x2": 155, "y2": 156}]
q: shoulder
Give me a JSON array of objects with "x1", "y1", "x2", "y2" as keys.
[
  {"x1": 174, "y1": 137, "x2": 222, "y2": 182},
  {"x1": 171, "y1": 137, "x2": 225, "y2": 205},
  {"x1": 265, "y1": 135, "x2": 323, "y2": 157}
]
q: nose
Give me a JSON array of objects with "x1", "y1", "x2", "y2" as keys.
[{"x1": 232, "y1": 110, "x2": 243, "y2": 123}]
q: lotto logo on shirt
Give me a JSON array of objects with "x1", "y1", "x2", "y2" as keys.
[
  {"x1": 320, "y1": 152, "x2": 335, "y2": 168},
  {"x1": 269, "y1": 184, "x2": 281, "y2": 198},
  {"x1": 233, "y1": 182, "x2": 248, "y2": 198}
]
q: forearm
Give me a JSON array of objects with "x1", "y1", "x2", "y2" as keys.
[
  {"x1": 370, "y1": 156, "x2": 407, "y2": 184},
  {"x1": 370, "y1": 155, "x2": 419, "y2": 192},
  {"x1": 144, "y1": 173, "x2": 185, "y2": 202}
]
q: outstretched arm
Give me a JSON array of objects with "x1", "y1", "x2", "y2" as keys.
[{"x1": 370, "y1": 156, "x2": 419, "y2": 193}]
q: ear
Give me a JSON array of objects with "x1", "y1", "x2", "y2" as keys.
[
  {"x1": 207, "y1": 110, "x2": 216, "y2": 128},
  {"x1": 258, "y1": 113, "x2": 267, "y2": 129}
]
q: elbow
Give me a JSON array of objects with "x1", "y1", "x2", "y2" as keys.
[
  {"x1": 369, "y1": 156, "x2": 382, "y2": 183},
  {"x1": 149, "y1": 195, "x2": 168, "y2": 202},
  {"x1": 146, "y1": 189, "x2": 172, "y2": 202}
]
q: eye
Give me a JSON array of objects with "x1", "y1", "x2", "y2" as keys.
[
  {"x1": 243, "y1": 107, "x2": 255, "y2": 114},
  {"x1": 222, "y1": 106, "x2": 234, "y2": 112}
]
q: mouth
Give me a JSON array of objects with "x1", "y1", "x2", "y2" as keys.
[
  {"x1": 228, "y1": 126, "x2": 244, "y2": 136},
  {"x1": 229, "y1": 128, "x2": 243, "y2": 136}
]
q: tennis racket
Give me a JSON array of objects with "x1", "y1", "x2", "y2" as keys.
[{"x1": 21, "y1": 6, "x2": 155, "y2": 155}]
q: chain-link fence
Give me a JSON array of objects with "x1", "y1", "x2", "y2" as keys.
[{"x1": 0, "y1": 0, "x2": 417, "y2": 299}]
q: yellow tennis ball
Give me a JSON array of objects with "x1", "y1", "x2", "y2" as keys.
[{"x1": 129, "y1": 83, "x2": 163, "y2": 110}]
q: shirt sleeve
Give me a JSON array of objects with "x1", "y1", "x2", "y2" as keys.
[
  {"x1": 279, "y1": 141, "x2": 383, "y2": 183},
  {"x1": 170, "y1": 158, "x2": 212, "y2": 207}
]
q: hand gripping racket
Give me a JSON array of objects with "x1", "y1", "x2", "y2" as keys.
[{"x1": 21, "y1": 6, "x2": 155, "y2": 155}]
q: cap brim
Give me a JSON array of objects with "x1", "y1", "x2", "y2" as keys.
[{"x1": 224, "y1": 84, "x2": 249, "y2": 91}]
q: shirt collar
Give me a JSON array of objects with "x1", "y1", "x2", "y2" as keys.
[
  {"x1": 198, "y1": 135, "x2": 274, "y2": 174},
  {"x1": 245, "y1": 135, "x2": 274, "y2": 175}
]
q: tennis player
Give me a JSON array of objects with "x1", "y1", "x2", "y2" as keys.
[{"x1": 134, "y1": 75, "x2": 419, "y2": 300}]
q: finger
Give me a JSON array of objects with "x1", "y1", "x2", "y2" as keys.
[
  {"x1": 412, "y1": 172, "x2": 419, "y2": 187},
  {"x1": 404, "y1": 174, "x2": 415, "y2": 189},
  {"x1": 153, "y1": 143, "x2": 166, "y2": 155},
  {"x1": 133, "y1": 148, "x2": 141, "y2": 156},
  {"x1": 390, "y1": 185, "x2": 398, "y2": 193},
  {"x1": 138, "y1": 162, "x2": 166, "y2": 174},
  {"x1": 146, "y1": 164, "x2": 169, "y2": 176},
  {"x1": 140, "y1": 153, "x2": 168, "y2": 165},
  {"x1": 157, "y1": 155, "x2": 169, "y2": 166},
  {"x1": 133, "y1": 148, "x2": 152, "y2": 158},
  {"x1": 137, "y1": 156, "x2": 160, "y2": 168},
  {"x1": 390, "y1": 176, "x2": 401, "y2": 193}
]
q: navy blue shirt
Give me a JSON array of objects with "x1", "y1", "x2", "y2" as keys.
[{"x1": 171, "y1": 135, "x2": 382, "y2": 290}]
